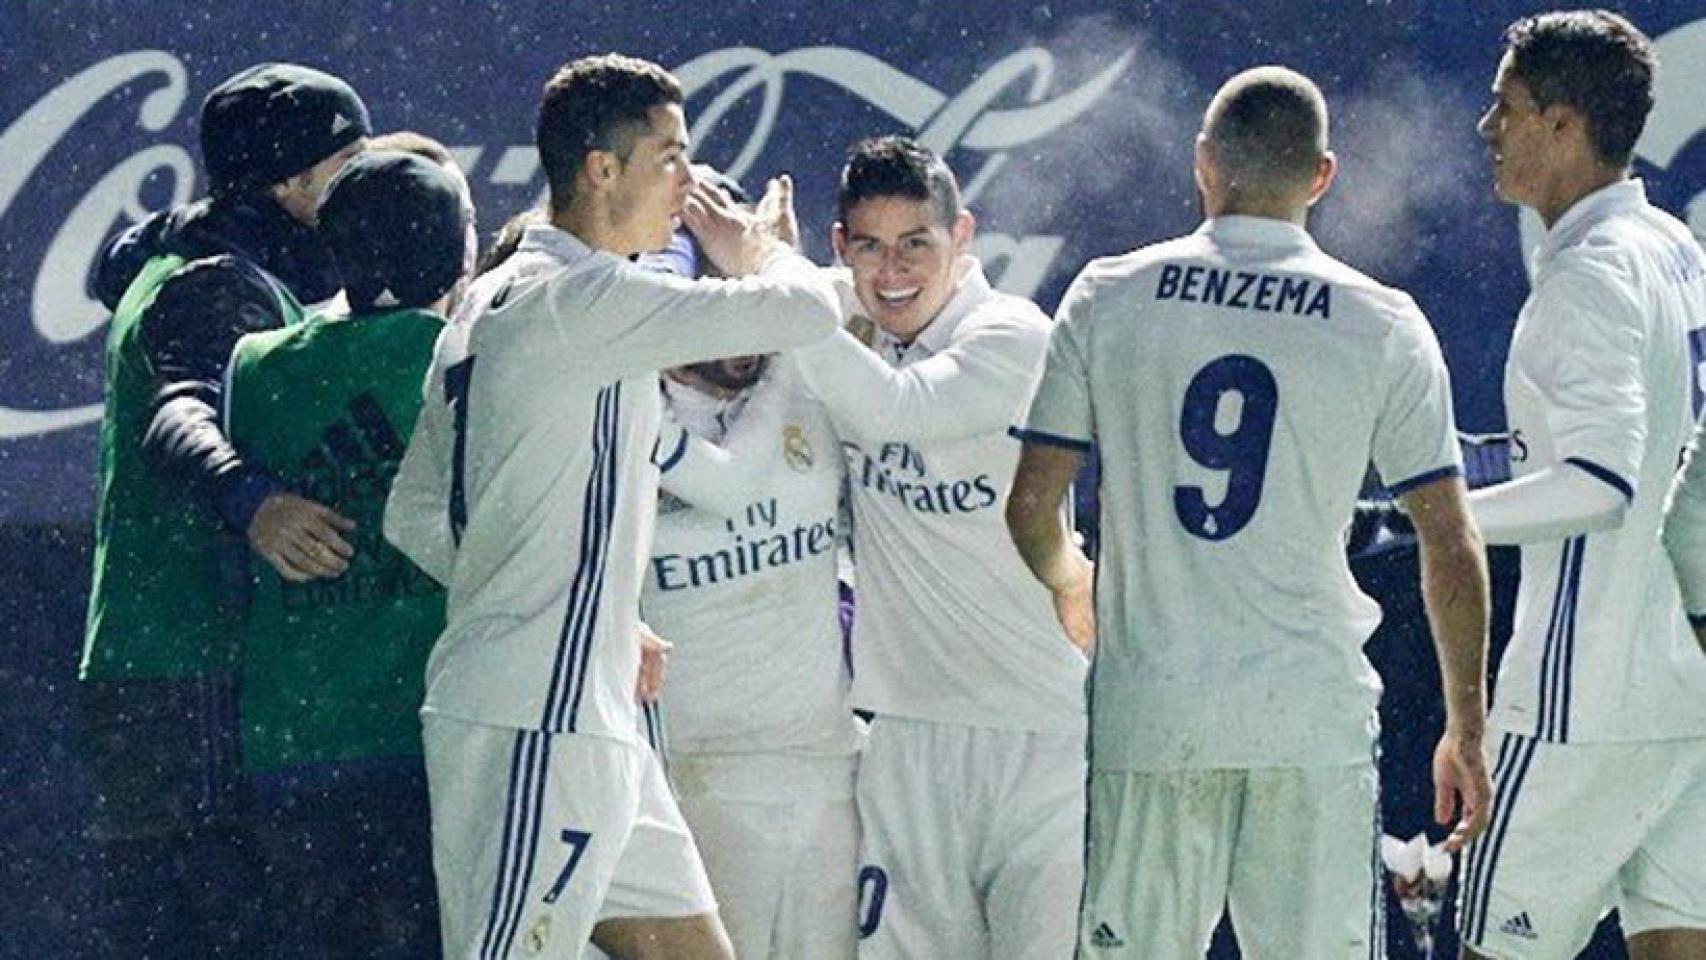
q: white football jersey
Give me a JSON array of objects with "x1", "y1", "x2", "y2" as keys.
[
  {"x1": 1489, "y1": 180, "x2": 1706, "y2": 743},
  {"x1": 385, "y1": 225, "x2": 837, "y2": 741},
  {"x1": 1020, "y1": 215, "x2": 1461, "y2": 771},
  {"x1": 642, "y1": 357, "x2": 860, "y2": 756},
  {"x1": 793, "y1": 258, "x2": 1087, "y2": 734}
]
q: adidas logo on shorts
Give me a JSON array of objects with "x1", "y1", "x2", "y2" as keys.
[
  {"x1": 1089, "y1": 921, "x2": 1125, "y2": 949},
  {"x1": 1499, "y1": 911, "x2": 1539, "y2": 940}
]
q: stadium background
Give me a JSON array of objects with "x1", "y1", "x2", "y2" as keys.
[{"x1": 2, "y1": 1, "x2": 1703, "y2": 955}]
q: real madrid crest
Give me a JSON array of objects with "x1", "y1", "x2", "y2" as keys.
[
  {"x1": 521, "y1": 914, "x2": 551, "y2": 955},
  {"x1": 783, "y1": 424, "x2": 814, "y2": 472}
]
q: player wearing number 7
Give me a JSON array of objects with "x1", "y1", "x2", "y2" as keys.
[{"x1": 1006, "y1": 66, "x2": 1492, "y2": 958}]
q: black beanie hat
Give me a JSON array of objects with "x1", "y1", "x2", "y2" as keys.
[
  {"x1": 201, "y1": 63, "x2": 371, "y2": 194},
  {"x1": 318, "y1": 150, "x2": 470, "y2": 314}
]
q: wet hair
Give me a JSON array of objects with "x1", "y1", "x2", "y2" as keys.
[
  {"x1": 537, "y1": 53, "x2": 682, "y2": 214},
  {"x1": 837, "y1": 136, "x2": 961, "y2": 228},
  {"x1": 1501, "y1": 10, "x2": 1655, "y2": 167},
  {"x1": 1202, "y1": 66, "x2": 1328, "y2": 199}
]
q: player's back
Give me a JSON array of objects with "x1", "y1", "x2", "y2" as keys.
[{"x1": 1071, "y1": 215, "x2": 1459, "y2": 771}]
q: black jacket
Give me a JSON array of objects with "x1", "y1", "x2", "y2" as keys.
[{"x1": 97, "y1": 191, "x2": 343, "y2": 532}]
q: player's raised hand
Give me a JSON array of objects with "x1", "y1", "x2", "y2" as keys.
[
  {"x1": 753, "y1": 174, "x2": 799, "y2": 250},
  {"x1": 636, "y1": 621, "x2": 672, "y2": 705},
  {"x1": 247, "y1": 491, "x2": 356, "y2": 582},
  {"x1": 681, "y1": 173, "x2": 792, "y2": 277},
  {"x1": 1432, "y1": 725, "x2": 1491, "y2": 853}
]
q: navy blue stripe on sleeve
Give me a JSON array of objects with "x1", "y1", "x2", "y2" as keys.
[
  {"x1": 1563, "y1": 457, "x2": 1635, "y2": 502},
  {"x1": 654, "y1": 429, "x2": 689, "y2": 474},
  {"x1": 1387, "y1": 463, "x2": 1463, "y2": 497},
  {"x1": 1008, "y1": 425, "x2": 1092, "y2": 453}
]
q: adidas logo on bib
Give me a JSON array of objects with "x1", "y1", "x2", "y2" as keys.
[
  {"x1": 1089, "y1": 922, "x2": 1125, "y2": 949},
  {"x1": 1500, "y1": 912, "x2": 1539, "y2": 940}
]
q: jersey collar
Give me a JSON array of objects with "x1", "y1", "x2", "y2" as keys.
[
  {"x1": 1195, "y1": 215, "x2": 1318, "y2": 252},
  {"x1": 1535, "y1": 178, "x2": 1647, "y2": 271},
  {"x1": 517, "y1": 223, "x2": 602, "y2": 266}
]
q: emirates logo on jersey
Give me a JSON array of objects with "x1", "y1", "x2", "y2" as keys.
[{"x1": 782, "y1": 424, "x2": 814, "y2": 472}]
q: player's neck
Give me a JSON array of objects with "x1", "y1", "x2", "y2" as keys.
[
  {"x1": 1534, "y1": 164, "x2": 1626, "y2": 230},
  {"x1": 551, "y1": 202, "x2": 638, "y2": 257},
  {"x1": 1207, "y1": 197, "x2": 1308, "y2": 227}
]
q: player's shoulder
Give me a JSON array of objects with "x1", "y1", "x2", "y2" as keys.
[
  {"x1": 1297, "y1": 249, "x2": 1427, "y2": 328},
  {"x1": 144, "y1": 254, "x2": 290, "y2": 341},
  {"x1": 1075, "y1": 233, "x2": 1210, "y2": 292}
]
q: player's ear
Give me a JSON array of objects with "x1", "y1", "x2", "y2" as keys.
[
  {"x1": 950, "y1": 210, "x2": 975, "y2": 252},
  {"x1": 582, "y1": 149, "x2": 620, "y2": 193},
  {"x1": 831, "y1": 222, "x2": 848, "y2": 262},
  {"x1": 1307, "y1": 150, "x2": 1338, "y2": 208},
  {"x1": 1193, "y1": 134, "x2": 1216, "y2": 198}
]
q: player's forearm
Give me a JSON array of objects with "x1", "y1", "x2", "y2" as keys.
[
  {"x1": 143, "y1": 390, "x2": 279, "y2": 531},
  {"x1": 794, "y1": 328, "x2": 1033, "y2": 443},
  {"x1": 1419, "y1": 526, "x2": 1491, "y2": 733},
  {"x1": 1005, "y1": 491, "x2": 1083, "y2": 594},
  {"x1": 1467, "y1": 462, "x2": 1628, "y2": 545}
]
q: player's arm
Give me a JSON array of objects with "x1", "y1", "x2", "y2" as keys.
[
  {"x1": 1400, "y1": 476, "x2": 1492, "y2": 852},
  {"x1": 792, "y1": 310, "x2": 1047, "y2": 444},
  {"x1": 1006, "y1": 270, "x2": 1098, "y2": 653},
  {"x1": 1664, "y1": 420, "x2": 1706, "y2": 649},
  {"x1": 1007, "y1": 441, "x2": 1093, "y2": 654},
  {"x1": 654, "y1": 418, "x2": 767, "y2": 521},
  {"x1": 1470, "y1": 259, "x2": 1645, "y2": 545},
  {"x1": 551, "y1": 177, "x2": 838, "y2": 379},
  {"x1": 384, "y1": 345, "x2": 459, "y2": 586},
  {"x1": 141, "y1": 258, "x2": 356, "y2": 579}
]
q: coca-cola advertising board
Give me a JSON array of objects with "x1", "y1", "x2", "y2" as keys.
[{"x1": 2, "y1": 1, "x2": 1704, "y2": 522}]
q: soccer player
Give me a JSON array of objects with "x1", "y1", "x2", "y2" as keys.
[
  {"x1": 79, "y1": 62, "x2": 369, "y2": 958},
  {"x1": 640, "y1": 206, "x2": 862, "y2": 958},
  {"x1": 1006, "y1": 67, "x2": 1491, "y2": 958},
  {"x1": 383, "y1": 54, "x2": 837, "y2": 960},
  {"x1": 788, "y1": 136, "x2": 1087, "y2": 959},
  {"x1": 1455, "y1": 12, "x2": 1706, "y2": 958},
  {"x1": 225, "y1": 147, "x2": 473, "y2": 959}
]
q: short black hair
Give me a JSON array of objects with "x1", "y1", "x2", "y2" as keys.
[
  {"x1": 1203, "y1": 66, "x2": 1327, "y2": 198},
  {"x1": 536, "y1": 53, "x2": 682, "y2": 214},
  {"x1": 1502, "y1": 10, "x2": 1655, "y2": 167},
  {"x1": 837, "y1": 136, "x2": 961, "y2": 228}
]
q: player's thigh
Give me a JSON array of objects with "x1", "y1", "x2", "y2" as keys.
[
  {"x1": 674, "y1": 790, "x2": 787, "y2": 960},
  {"x1": 854, "y1": 717, "x2": 983, "y2": 959},
  {"x1": 774, "y1": 793, "x2": 860, "y2": 960},
  {"x1": 984, "y1": 729, "x2": 1085, "y2": 960},
  {"x1": 1457, "y1": 733, "x2": 1658, "y2": 960},
  {"x1": 1619, "y1": 738, "x2": 1706, "y2": 940},
  {"x1": 1227, "y1": 761, "x2": 1379, "y2": 960},
  {"x1": 598, "y1": 746, "x2": 720, "y2": 929},
  {"x1": 591, "y1": 913, "x2": 733, "y2": 960},
  {"x1": 1078, "y1": 768, "x2": 1241, "y2": 959},
  {"x1": 422, "y1": 716, "x2": 642, "y2": 960}
]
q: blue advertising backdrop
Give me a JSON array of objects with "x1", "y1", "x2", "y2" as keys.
[{"x1": 2, "y1": 1, "x2": 1704, "y2": 956}]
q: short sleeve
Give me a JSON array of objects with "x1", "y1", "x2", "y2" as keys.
[
  {"x1": 1372, "y1": 301, "x2": 1462, "y2": 495},
  {"x1": 1013, "y1": 272, "x2": 1095, "y2": 452},
  {"x1": 1524, "y1": 258, "x2": 1647, "y2": 498}
]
